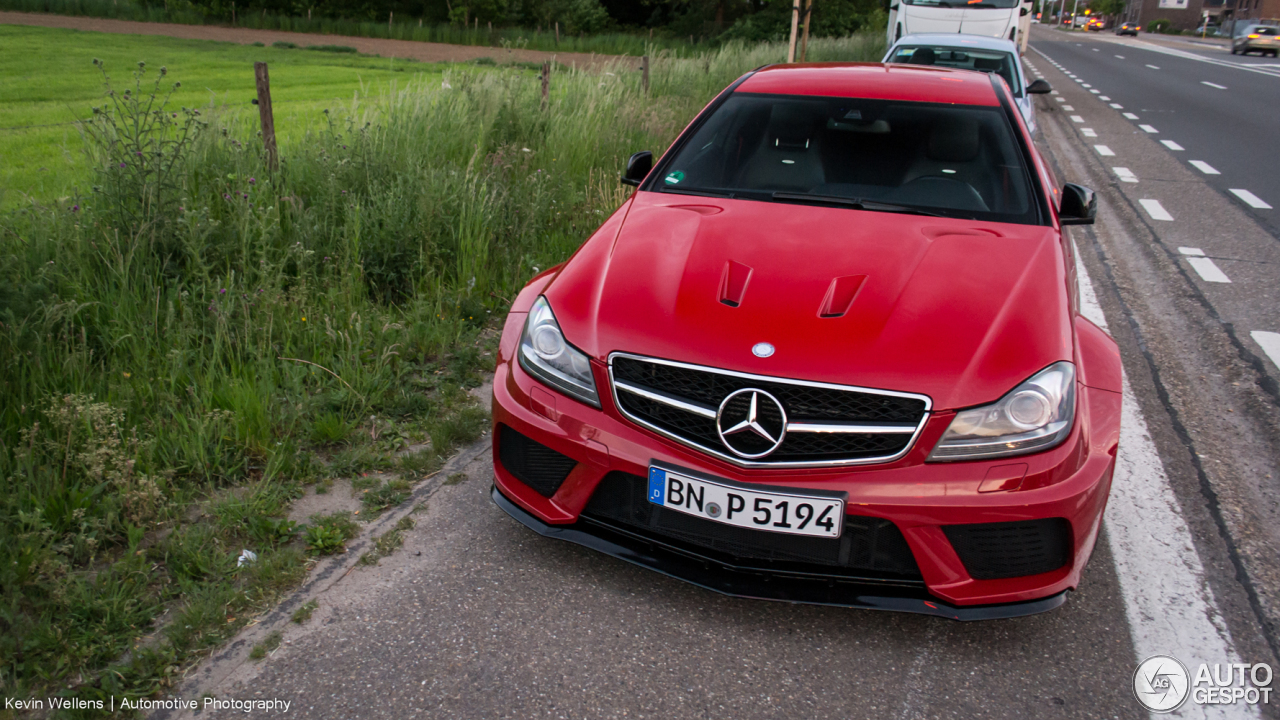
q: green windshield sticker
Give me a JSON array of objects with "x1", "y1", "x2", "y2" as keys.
[{"x1": 664, "y1": 171, "x2": 685, "y2": 185}]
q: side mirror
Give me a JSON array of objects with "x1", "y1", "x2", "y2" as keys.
[
  {"x1": 890, "y1": 3, "x2": 900, "y2": 9},
  {"x1": 1020, "y1": 6, "x2": 1030, "y2": 14},
  {"x1": 620, "y1": 151, "x2": 653, "y2": 187},
  {"x1": 1026, "y1": 79, "x2": 1052, "y2": 94},
  {"x1": 1059, "y1": 183, "x2": 1096, "y2": 225}
]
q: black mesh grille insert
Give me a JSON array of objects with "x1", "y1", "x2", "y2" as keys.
[
  {"x1": 498, "y1": 425, "x2": 578, "y2": 498},
  {"x1": 943, "y1": 519, "x2": 1072, "y2": 580},
  {"x1": 611, "y1": 356, "x2": 925, "y2": 464},
  {"x1": 582, "y1": 471, "x2": 922, "y2": 580}
]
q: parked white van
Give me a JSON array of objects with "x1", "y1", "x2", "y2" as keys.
[{"x1": 888, "y1": 0, "x2": 1033, "y2": 53}]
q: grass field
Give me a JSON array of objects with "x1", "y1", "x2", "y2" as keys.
[
  {"x1": 0, "y1": 25, "x2": 884, "y2": 714},
  {"x1": 0, "y1": 25, "x2": 453, "y2": 209}
]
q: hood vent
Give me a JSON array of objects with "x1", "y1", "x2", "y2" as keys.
[
  {"x1": 819, "y1": 275, "x2": 866, "y2": 318},
  {"x1": 718, "y1": 260, "x2": 753, "y2": 307}
]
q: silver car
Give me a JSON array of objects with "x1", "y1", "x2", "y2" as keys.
[
  {"x1": 1232, "y1": 24, "x2": 1280, "y2": 57},
  {"x1": 884, "y1": 34, "x2": 1050, "y2": 135}
]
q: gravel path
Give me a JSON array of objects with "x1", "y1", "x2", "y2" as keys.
[{"x1": 0, "y1": 11, "x2": 622, "y2": 68}]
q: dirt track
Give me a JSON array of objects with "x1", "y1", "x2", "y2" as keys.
[{"x1": 0, "y1": 11, "x2": 622, "y2": 67}]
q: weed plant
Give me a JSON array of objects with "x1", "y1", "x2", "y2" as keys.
[{"x1": 0, "y1": 33, "x2": 883, "y2": 707}]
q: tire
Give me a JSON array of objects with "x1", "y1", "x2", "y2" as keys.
[{"x1": 1231, "y1": 45, "x2": 1240, "y2": 54}]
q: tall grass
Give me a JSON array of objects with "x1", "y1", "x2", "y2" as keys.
[
  {"x1": 0, "y1": 0, "x2": 710, "y2": 56},
  {"x1": 0, "y1": 34, "x2": 884, "y2": 704}
]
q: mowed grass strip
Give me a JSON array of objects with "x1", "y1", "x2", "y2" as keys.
[{"x1": 0, "y1": 24, "x2": 446, "y2": 208}]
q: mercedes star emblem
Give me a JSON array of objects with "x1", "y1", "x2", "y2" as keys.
[{"x1": 716, "y1": 388, "x2": 787, "y2": 458}]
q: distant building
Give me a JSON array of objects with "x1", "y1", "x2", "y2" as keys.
[{"x1": 1124, "y1": 0, "x2": 1279, "y2": 31}]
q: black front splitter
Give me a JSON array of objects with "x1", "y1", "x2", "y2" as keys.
[{"x1": 492, "y1": 486, "x2": 1069, "y2": 621}]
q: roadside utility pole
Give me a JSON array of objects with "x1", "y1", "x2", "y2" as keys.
[{"x1": 787, "y1": 0, "x2": 800, "y2": 62}]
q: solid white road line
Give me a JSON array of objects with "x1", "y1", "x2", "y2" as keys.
[
  {"x1": 1074, "y1": 254, "x2": 1256, "y2": 720},
  {"x1": 1123, "y1": 112, "x2": 1140, "y2": 120},
  {"x1": 1095, "y1": 145, "x2": 1116, "y2": 157},
  {"x1": 1110, "y1": 103, "x2": 1123, "y2": 108},
  {"x1": 1082, "y1": 128, "x2": 1098, "y2": 137},
  {"x1": 1146, "y1": 63, "x2": 1161, "y2": 69},
  {"x1": 1113, "y1": 167, "x2": 1139, "y2": 183},
  {"x1": 1072, "y1": 115, "x2": 1085, "y2": 123},
  {"x1": 1190, "y1": 161, "x2": 1220, "y2": 175},
  {"x1": 1162, "y1": 140, "x2": 1185, "y2": 151},
  {"x1": 1251, "y1": 331, "x2": 1280, "y2": 371},
  {"x1": 1139, "y1": 124, "x2": 1159, "y2": 133},
  {"x1": 1187, "y1": 257, "x2": 1232, "y2": 283},
  {"x1": 1202, "y1": 81, "x2": 1228, "y2": 89},
  {"x1": 1179, "y1": 247, "x2": 1205, "y2": 256},
  {"x1": 1139, "y1": 198, "x2": 1173, "y2": 220},
  {"x1": 1230, "y1": 189, "x2": 1273, "y2": 209}
]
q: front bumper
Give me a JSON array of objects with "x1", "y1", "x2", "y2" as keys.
[{"x1": 491, "y1": 319, "x2": 1122, "y2": 615}]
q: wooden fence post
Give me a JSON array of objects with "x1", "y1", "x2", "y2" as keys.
[
  {"x1": 641, "y1": 55, "x2": 650, "y2": 94},
  {"x1": 231, "y1": 1, "x2": 236, "y2": 26},
  {"x1": 254, "y1": 62, "x2": 278, "y2": 171},
  {"x1": 787, "y1": 0, "x2": 800, "y2": 62},
  {"x1": 799, "y1": 0, "x2": 813, "y2": 62},
  {"x1": 541, "y1": 61, "x2": 550, "y2": 110},
  {"x1": 389, "y1": 10, "x2": 393, "y2": 31},
  {"x1": 555, "y1": 22, "x2": 560, "y2": 44}
]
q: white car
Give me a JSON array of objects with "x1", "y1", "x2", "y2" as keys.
[{"x1": 883, "y1": 34, "x2": 1050, "y2": 135}]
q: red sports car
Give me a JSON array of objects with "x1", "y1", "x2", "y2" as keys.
[{"x1": 490, "y1": 63, "x2": 1122, "y2": 620}]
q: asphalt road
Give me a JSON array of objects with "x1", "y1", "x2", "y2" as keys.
[{"x1": 157, "y1": 27, "x2": 1280, "y2": 720}]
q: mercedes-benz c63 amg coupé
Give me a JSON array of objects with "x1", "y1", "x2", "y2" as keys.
[{"x1": 489, "y1": 62, "x2": 1121, "y2": 620}]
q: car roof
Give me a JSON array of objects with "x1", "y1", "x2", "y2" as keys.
[
  {"x1": 890, "y1": 33, "x2": 1020, "y2": 53},
  {"x1": 736, "y1": 63, "x2": 1000, "y2": 106}
]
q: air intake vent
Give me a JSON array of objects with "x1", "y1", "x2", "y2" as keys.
[
  {"x1": 498, "y1": 425, "x2": 578, "y2": 498},
  {"x1": 943, "y1": 519, "x2": 1071, "y2": 580}
]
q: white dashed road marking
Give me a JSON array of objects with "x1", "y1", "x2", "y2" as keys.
[
  {"x1": 1090, "y1": 89, "x2": 1101, "y2": 94},
  {"x1": 1109, "y1": 103, "x2": 1123, "y2": 109},
  {"x1": 1082, "y1": 128, "x2": 1098, "y2": 137},
  {"x1": 1162, "y1": 140, "x2": 1185, "y2": 151},
  {"x1": 1055, "y1": 97, "x2": 1066, "y2": 102},
  {"x1": 1082, "y1": 83, "x2": 1092, "y2": 87},
  {"x1": 1099, "y1": 96, "x2": 1111, "y2": 101},
  {"x1": 1113, "y1": 167, "x2": 1138, "y2": 183},
  {"x1": 1071, "y1": 115, "x2": 1085, "y2": 123},
  {"x1": 1139, "y1": 124, "x2": 1159, "y2": 133},
  {"x1": 1123, "y1": 112, "x2": 1139, "y2": 120},
  {"x1": 1063, "y1": 105, "x2": 1075, "y2": 111},
  {"x1": 1252, "y1": 331, "x2": 1280, "y2": 371},
  {"x1": 1139, "y1": 199, "x2": 1173, "y2": 220},
  {"x1": 1146, "y1": 64, "x2": 1161, "y2": 69},
  {"x1": 1230, "y1": 189, "x2": 1273, "y2": 209},
  {"x1": 1190, "y1": 161, "x2": 1220, "y2": 175},
  {"x1": 1115, "y1": 54, "x2": 1126, "y2": 58},
  {"x1": 1187, "y1": 258, "x2": 1232, "y2": 283},
  {"x1": 1179, "y1": 247, "x2": 1205, "y2": 256},
  {"x1": 1074, "y1": 255, "x2": 1255, "y2": 720},
  {"x1": 1202, "y1": 81, "x2": 1228, "y2": 89},
  {"x1": 1095, "y1": 145, "x2": 1116, "y2": 157}
]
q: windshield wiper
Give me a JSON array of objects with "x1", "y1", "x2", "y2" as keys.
[
  {"x1": 658, "y1": 187, "x2": 733, "y2": 198},
  {"x1": 771, "y1": 192, "x2": 946, "y2": 217}
]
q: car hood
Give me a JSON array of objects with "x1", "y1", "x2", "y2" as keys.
[{"x1": 544, "y1": 192, "x2": 1072, "y2": 411}]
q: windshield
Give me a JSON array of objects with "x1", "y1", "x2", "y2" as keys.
[
  {"x1": 652, "y1": 94, "x2": 1038, "y2": 225},
  {"x1": 904, "y1": 0, "x2": 1021, "y2": 8},
  {"x1": 887, "y1": 46, "x2": 1021, "y2": 96}
]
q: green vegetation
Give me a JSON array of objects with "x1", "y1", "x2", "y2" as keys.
[
  {"x1": 359, "y1": 515, "x2": 415, "y2": 566},
  {"x1": 248, "y1": 630, "x2": 283, "y2": 660},
  {"x1": 290, "y1": 598, "x2": 319, "y2": 624},
  {"x1": 0, "y1": 24, "x2": 882, "y2": 712},
  {"x1": 0, "y1": 25, "x2": 449, "y2": 211}
]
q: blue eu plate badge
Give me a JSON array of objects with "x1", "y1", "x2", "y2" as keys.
[{"x1": 647, "y1": 467, "x2": 666, "y2": 504}]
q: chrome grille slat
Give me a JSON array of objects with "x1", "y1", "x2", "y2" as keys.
[{"x1": 608, "y1": 353, "x2": 932, "y2": 468}]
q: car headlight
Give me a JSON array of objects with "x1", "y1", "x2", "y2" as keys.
[
  {"x1": 929, "y1": 362, "x2": 1075, "y2": 461},
  {"x1": 518, "y1": 296, "x2": 600, "y2": 407}
]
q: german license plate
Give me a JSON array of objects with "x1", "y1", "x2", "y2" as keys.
[{"x1": 647, "y1": 466, "x2": 843, "y2": 539}]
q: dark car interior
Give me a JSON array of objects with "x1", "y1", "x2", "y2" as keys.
[
  {"x1": 886, "y1": 46, "x2": 1023, "y2": 97},
  {"x1": 658, "y1": 94, "x2": 1037, "y2": 223}
]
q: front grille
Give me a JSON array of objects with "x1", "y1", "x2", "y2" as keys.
[
  {"x1": 582, "y1": 471, "x2": 923, "y2": 581},
  {"x1": 610, "y1": 354, "x2": 929, "y2": 466},
  {"x1": 943, "y1": 519, "x2": 1072, "y2": 580},
  {"x1": 498, "y1": 425, "x2": 578, "y2": 498}
]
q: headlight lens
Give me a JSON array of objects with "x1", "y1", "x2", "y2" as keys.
[
  {"x1": 929, "y1": 362, "x2": 1076, "y2": 461},
  {"x1": 518, "y1": 296, "x2": 600, "y2": 407}
]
